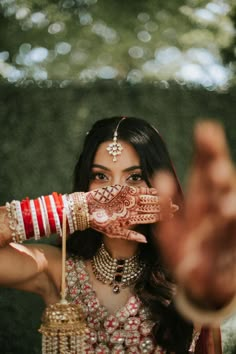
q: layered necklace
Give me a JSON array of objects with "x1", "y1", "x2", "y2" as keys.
[{"x1": 91, "y1": 243, "x2": 146, "y2": 294}]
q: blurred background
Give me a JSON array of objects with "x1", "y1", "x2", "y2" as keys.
[{"x1": 0, "y1": 0, "x2": 236, "y2": 353}]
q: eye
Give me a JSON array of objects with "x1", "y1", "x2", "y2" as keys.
[
  {"x1": 127, "y1": 173, "x2": 144, "y2": 183},
  {"x1": 90, "y1": 172, "x2": 108, "y2": 181}
]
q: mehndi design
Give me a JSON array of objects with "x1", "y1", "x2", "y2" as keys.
[{"x1": 85, "y1": 185, "x2": 178, "y2": 242}]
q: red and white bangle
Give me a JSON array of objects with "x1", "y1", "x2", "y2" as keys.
[
  {"x1": 6, "y1": 191, "x2": 89, "y2": 243},
  {"x1": 49, "y1": 195, "x2": 62, "y2": 237},
  {"x1": 30, "y1": 199, "x2": 41, "y2": 240},
  {"x1": 34, "y1": 198, "x2": 46, "y2": 236},
  {"x1": 40, "y1": 196, "x2": 51, "y2": 237},
  {"x1": 21, "y1": 198, "x2": 34, "y2": 238}
]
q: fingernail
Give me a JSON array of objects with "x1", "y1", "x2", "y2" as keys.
[
  {"x1": 137, "y1": 237, "x2": 147, "y2": 243},
  {"x1": 150, "y1": 188, "x2": 158, "y2": 195}
]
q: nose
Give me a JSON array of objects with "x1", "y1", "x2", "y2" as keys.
[
  {"x1": 110, "y1": 175, "x2": 124, "y2": 186},
  {"x1": 111, "y1": 178, "x2": 122, "y2": 186}
]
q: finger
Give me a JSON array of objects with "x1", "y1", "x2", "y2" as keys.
[
  {"x1": 129, "y1": 213, "x2": 162, "y2": 225},
  {"x1": 138, "y1": 186, "x2": 158, "y2": 195},
  {"x1": 194, "y1": 120, "x2": 230, "y2": 164},
  {"x1": 152, "y1": 171, "x2": 183, "y2": 207},
  {"x1": 104, "y1": 228, "x2": 147, "y2": 243},
  {"x1": 188, "y1": 121, "x2": 230, "y2": 195},
  {"x1": 137, "y1": 204, "x2": 161, "y2": 213},
  {"x1": 221, "y1": 191, "x2": 236, "y2": 218},
  {"x1": 125, "y1": 229, "x2": 147, "y2": 243},
  {"x1": 186, "y1": 121, "x2": 234, "y2": 222},
  {"x1": 155, "y1": 214, "x2": 184, "y2": 266},
  {"x1": 139, "y1": 195, "x2": 160, "y2": 204}
]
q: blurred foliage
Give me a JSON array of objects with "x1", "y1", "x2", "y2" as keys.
[
  {"x1": 0, "y1": 288, "x2": 44, "y2": 354},
  {"x1": 0, "y1": 80, "x2": 236, "y2": 205},
  {"x1": 0, "y1": 80, "x2": 236, "y2": 352},
  {"x1": 222, "y1": 316, "x2": 236, "y2": 354},
  {"x1": 0, "y1": 0, "x2": 236, "y2": 89}
]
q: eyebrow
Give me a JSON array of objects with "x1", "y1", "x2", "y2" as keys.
[{"x1": 92, "y1": 164, "x2": 142, "y2": 172}]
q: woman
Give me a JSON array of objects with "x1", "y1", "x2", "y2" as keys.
[{"x1": 0, "y1": 116, "x2": 221, "y2": 353}]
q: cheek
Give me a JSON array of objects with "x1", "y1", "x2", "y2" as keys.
[{"x1": 88, "y1": 181, "x2": 98, "y2": 191}]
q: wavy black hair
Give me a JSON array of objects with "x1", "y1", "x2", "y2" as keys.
[{"x1": 67, "y1": 117, "x2": 193, "y2": 353}]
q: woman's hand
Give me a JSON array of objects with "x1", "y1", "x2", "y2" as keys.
[
  {"x1": 86, "y1": 185, "x2": 178, "y2": 243},
  {"x1": 154, "y1": 121, "x2": 236, "y2": 309}
]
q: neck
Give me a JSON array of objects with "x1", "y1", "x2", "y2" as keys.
[{"x1": 102, "y1": 237, "x2": 139, "y2": 259}]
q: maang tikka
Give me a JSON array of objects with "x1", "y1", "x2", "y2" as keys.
[{"x1": 106, "y1": 117, "x2": 126, "y2": 162}]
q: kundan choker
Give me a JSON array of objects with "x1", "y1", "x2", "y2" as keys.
[{"x1": 91, "y1": 243, "x2": 145, "y2": 294}]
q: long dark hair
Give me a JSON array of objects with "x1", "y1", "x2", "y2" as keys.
[{"x1": 67, "y1": 117, "x2": 193, "y2": 353}]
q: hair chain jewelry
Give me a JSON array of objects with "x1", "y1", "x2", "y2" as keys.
[
  {"x1": 106, "y1": 117, "x2": 126, "y2": 162},
  {"x1": 91, "y1": 243, "x2": 146, "y2": 294}
]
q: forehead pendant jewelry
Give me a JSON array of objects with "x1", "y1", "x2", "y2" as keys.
[{"x1": 106, "y1": 117, "x2": 126, "y2": 162}]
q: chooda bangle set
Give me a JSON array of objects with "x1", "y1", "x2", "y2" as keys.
[{"x1": 5, "y1": 192, "x2": 90, "y2": 243}]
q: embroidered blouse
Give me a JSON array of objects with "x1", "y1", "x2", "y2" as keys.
[{"x1": 65, "y1": 256, "x2": 199, "y2": 354}]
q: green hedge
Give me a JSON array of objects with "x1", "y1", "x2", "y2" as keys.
[{"x1": 0, "y1": 81, "x2": 235, "y2": 353}]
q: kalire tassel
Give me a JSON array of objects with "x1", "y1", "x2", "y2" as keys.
[{"x1": 39, "y1": 210, "x2": 86, "y2": 354}]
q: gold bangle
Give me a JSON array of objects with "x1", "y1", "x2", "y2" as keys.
[
  {"x1": 70, "y1": 192, "x2": 90, "y2": 231},
  {"x1": 175, "y1": 286, "x2": 236, "y2": 325},
  {"x1": 5, "y1": 201, "x2": 26, "y2": 243}
]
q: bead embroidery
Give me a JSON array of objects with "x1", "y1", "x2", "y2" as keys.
[
  {"x1": 65, "y1": 256, "x2": 166, "y2": 353},
  {"x1": 65, "y1": 256, "x2": 200, "y2": 353}
]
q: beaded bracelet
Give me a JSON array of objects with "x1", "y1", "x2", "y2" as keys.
[
  {"x1": 61, "y1": 194, "x2": 75, "y2": 235},
  {"x1": 5, "y1": 201, "x2": 26, "y2": 243},
  {"x1": 5, "y1": 192, "x2": 90, "y2": 243},
  {"x1": 15, "y1": 200, "x2": 26, "y2": 242}
]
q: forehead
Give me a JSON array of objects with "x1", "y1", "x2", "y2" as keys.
[{"x1": 93, "y1": 140, "x2": 141, "y2": 167}]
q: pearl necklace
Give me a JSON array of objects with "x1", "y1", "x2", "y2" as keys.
[{"x1": 91, "y1": 244, "x2": 145, "y2": 294}]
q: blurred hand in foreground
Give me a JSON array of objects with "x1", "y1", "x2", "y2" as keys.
[{"x1": 153, "y1": 121, "x2": 236, "y2": 308}]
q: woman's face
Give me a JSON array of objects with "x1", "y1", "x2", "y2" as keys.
[{"x1": 89, "y1": 140, "x2": 148, "y2": 191}]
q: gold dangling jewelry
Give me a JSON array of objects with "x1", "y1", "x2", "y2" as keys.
[
  {"x1": 106, "y1": 117, "x2": 126, "y2": 162},
  {"x1": 39, "y1": 210, "x2": 87, "y2": 354}
]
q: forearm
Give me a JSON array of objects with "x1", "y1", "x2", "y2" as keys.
[
  {"x1": 0, "y1": 206, "x2": 12, "y2": 247},
  {"x1": 1, "y1": 185, "x2": 165, "y2": 246}
]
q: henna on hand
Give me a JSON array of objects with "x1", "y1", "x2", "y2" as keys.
[{"x1": 86, "y1": 185, "x2": 178, "y2": 243}]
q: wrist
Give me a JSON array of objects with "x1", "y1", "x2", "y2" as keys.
[{"x1": 175, "y1": 286, "x2": 236, "y2": 325}]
